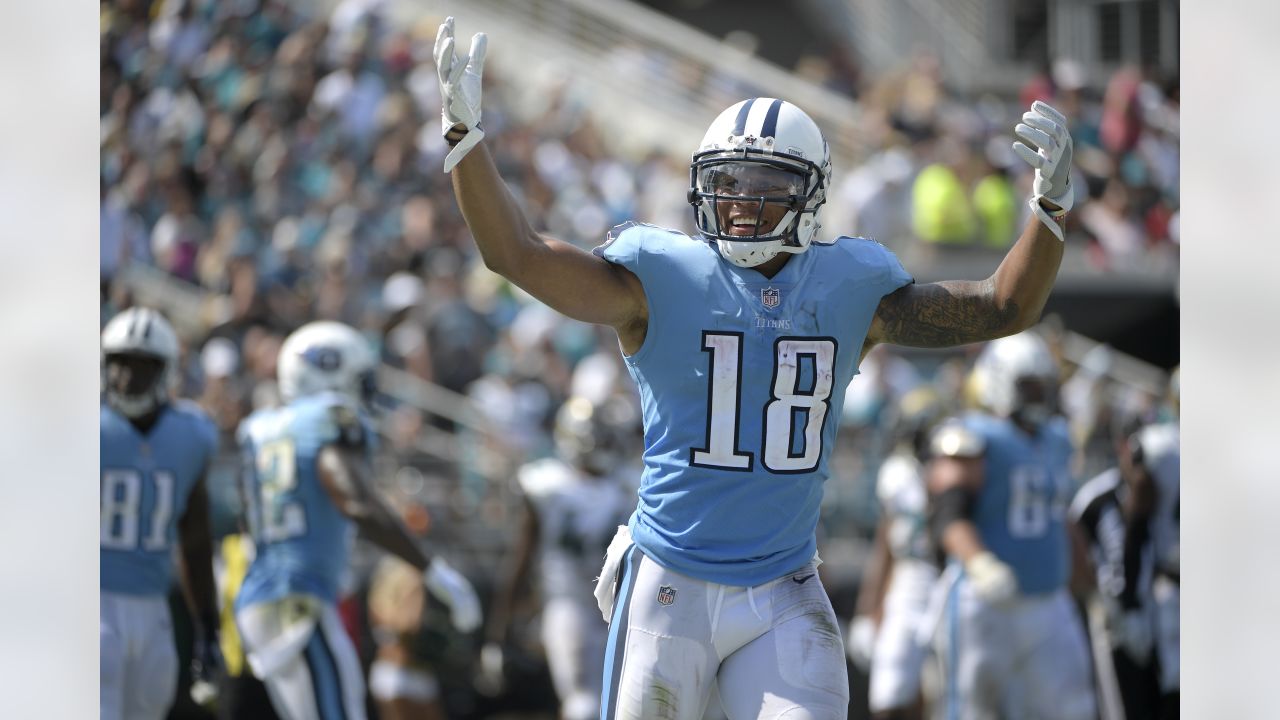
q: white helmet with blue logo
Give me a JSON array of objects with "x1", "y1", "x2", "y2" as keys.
[
  {"x1": 278, "y1": 321, "x2": 376, "y2": 404},
  {"x1": 689, "y1": 98, "x2": 832, "y2": 267}
]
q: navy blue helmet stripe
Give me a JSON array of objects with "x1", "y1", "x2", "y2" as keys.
[
  {"x1": 732, "y1": 98, "x2": 756, "y2": 136},
  {"x1": 760, "y1": 98, "x2": 784, "y2": 139}
]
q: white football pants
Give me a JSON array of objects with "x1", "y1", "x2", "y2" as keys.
[
  {"x1": 932, "y1": 577, "x2": 1095, "y2": 720},
  {"x1": 101, "y1": 592, "x2": 179, "y2": 720},
  {"x1": 599, "y1": 540, "x2": 848, "y2": 720},
  {"x1": 236, "y1": 595, "x2": 366, "y2": 720},
  {"x1": 542, "y1": 596, "x2": 609, "y2": 720},
  {"x1": 869, "y1": 559, "x2": 938, "y2": 713}
]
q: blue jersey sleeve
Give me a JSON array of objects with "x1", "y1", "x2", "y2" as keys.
[
  {"x1": 848, "y1": 237, "x2": 913, "y2": 296},
  {"x1": 879, "y1": 244, "x2": 914, "y2": 294},
  {"x1": 593, "y1": 221, "x2": 649, "y2": 273}
]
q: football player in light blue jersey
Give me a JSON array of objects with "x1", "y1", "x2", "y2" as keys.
[
  {"x1": 233, "y1": 321, "x2": 482, "y2": 720},
  {"x1": 435, "y1": 16, "x2": 1075, "y2": 718},
  {"x1": 100, "y1": 307, "x2": 223, "y2": 720},
  {"x1": 925, "y1": 332, "x2": 1095, "y2": 720}
]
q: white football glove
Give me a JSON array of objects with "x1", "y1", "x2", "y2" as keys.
[
  {"x1": 846, "y1": 615, "x2": 876, "y2": 671},
  {"x1": 1012, "y1": 100, "x2": 1074, "y2": 241},
  {"x1": 964, "y1": 551, "x2": 1018, "y2": 604},
  {"x1": 434, "y1": 17, "x2": 487, "y2": 173},
  {"x1": 1104, "y1": 600, "x2": 1154, "y2": 662},
  {"x1": 424, "y1": 557, "x2": 482, "y2": 632}
]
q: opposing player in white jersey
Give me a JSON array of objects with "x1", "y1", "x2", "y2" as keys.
[
  {"x1": 483, "y1": 396, "x2": 640, "y2": 720},
  {"x1": 925, "y1": 332, "x2": 1095, "y2": 720},
  {"x1": 101, "y1": 307, "x2": 223, "y2": 720},
  {"x1": 435, "y1": 17, "x2": 1074, "y2": 718},
  {"x1": 233, "y1": 322, "x2": 482, "y2": 720},
  {"x1": 848, "y1": 388, "x2": 946, "y2": 720}
]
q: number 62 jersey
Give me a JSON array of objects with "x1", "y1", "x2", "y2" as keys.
[
  {"x1": 595, "y1": 223, "x2": 912, "y2": 586},
  {"x1": 234, "y1": 391, "x2": 375, "y2": 610}
]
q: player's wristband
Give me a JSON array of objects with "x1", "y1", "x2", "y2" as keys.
[{"x1": 1030, "y1": 196, "x2": 1067, "y2": 242}]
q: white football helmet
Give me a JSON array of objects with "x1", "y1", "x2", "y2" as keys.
[
  {"x1": 689, "y1": 98, "x2": 831, "y2": 267},
  {"x1": 971, "y1": 332, "x2": 1059, "y2": 427},
  {"x1": 278, "y1": 321, "x2": 376, "y2": 404},
  {"x1": 101, "y1": 307, "x2": 180, "y2": 418}
]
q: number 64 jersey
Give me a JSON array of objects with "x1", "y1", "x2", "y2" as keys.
[{"x1": 595, "y1": 223, "x2": 912, "y2": 586}]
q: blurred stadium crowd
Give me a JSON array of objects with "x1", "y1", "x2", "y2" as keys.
[{"x1": 100, "y1": 0, "x2": 1179, "y2": 717}]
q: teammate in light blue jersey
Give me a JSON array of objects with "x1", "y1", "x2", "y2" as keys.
[
  {"x1": 100, "y1": 307, "x2": 222, "y2": 720},
  {"x1": 926, "y1": 332, "x2": 1095, "y2": 720},
  {"x1": 436, "y1": 16, "x2": 1076, "y2": 717},
  {"x1": 232, "y1": 321, "x2": 482, "y2": 720}
]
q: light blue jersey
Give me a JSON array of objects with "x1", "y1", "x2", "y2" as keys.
[
  {"x1": 963, "y1": 412, "x2": 1074, "y2": 595},
  {"x1": 101, "y1": 401, "x2": 219, "y2": 596},
  {"x1": 595, "y1": 223, "x2": 913, "y2": 585},
  {"x1": 235, "y1": 392, "x2": 374, "y2": 609}
]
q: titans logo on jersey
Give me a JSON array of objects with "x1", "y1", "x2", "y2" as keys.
[
  {"x1": 101, "y1": 401, "x2": 219, "y2": 595},
  {"x1": 235, "y1": 391, "x2": 375, "y2": 609},
  {"x1": 593, "y1": 223, "x2": 913, "y2": 585}
]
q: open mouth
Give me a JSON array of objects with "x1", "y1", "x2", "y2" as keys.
[{"x1": 727, "y1": 217, "x2": 765, "y2": 236}]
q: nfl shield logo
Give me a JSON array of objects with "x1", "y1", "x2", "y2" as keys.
[
  {"x1": 761, "y1": 287, "x2": 781, "y2": 309},
  {"x1": 657, "y1": 585, "x2": 677, "y2": 606}
]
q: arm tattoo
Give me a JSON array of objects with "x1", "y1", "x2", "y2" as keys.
[{"x1": 875, "y1": 279, "x2": 1018, "y2": 348}]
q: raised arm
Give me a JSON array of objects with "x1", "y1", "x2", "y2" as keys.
[
  {"x1": 434, "y1": 18, "x2": 648, "y2": 350},
  {"x1": 864, "y1": 101, "x2": 1073, "y2": 354},
  {"x1": 449, "y1": 142, "x2": 648, "y2": 342},
  {"x1": 865, "y1": 211, "x2": 1063, "y2": 350}
]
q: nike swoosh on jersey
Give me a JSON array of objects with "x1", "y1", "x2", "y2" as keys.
[{"x1": 791, "y1": 574, "x2": 815, "y2": 584}]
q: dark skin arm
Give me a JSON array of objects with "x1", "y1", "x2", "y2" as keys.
[
  {"x1": 1068, "y1": 519, "x2": 1096, "y2": 599},
  {"x1": 176, "y1": 474, "x2": 219, "y2": 633},
  {"x1": 448, "y1": 134, "x2": 649, "y2": 354},
  {"x1": 862, "y1": 207, "x2": 1065, "y2": 360},
  {"x1": 316, "y1": 445, "x2": 432, "y2": 571},
  {"x1": 485, "y1": 496, "x2": 540, "y2": 646}
]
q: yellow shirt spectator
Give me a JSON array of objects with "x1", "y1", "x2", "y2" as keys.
[{"x1": 912, "y1": 163, "x2": 977, "y2": 244}]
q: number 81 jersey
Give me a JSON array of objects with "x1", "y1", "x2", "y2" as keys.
[
  {"x1": 595, "y1": 223, "x2": 913, "y2": 586},
  {"x1": 101, "y1": 401, "x2": 219, "y2": 595},
  {"x1": 235, "y1": 392, "x2": 374, "y2": 609}
]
